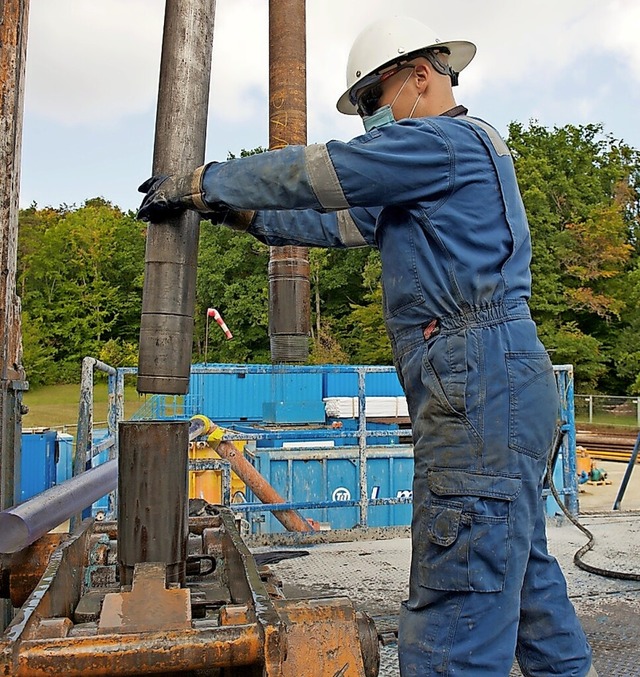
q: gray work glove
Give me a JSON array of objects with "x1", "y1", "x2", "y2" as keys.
[
  {"x1": 137, "y1": 164, "x2": 256, "y2": 231},
  {"x1": 137, "y1": 164, "x2": 211, "y2": 223}
]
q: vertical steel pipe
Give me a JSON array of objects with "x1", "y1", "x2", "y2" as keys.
[
  {"x1": 118, "y1": 421, "x2": 189, "y2": 587},
  {"x1": 0, "y1": 0, "x2": 29, "y2": 509},
  {"x1": 137, "y1": 0, "x2": 216, "y2": 394},
  {"x1": 0, "y1": 2, "x2": 30, "y2": 631},
  {"x1": 268, "y1": 0, "x2": 310, "y2": 363}
]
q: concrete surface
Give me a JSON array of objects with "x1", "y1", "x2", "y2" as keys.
[
  {"x1": 578, "y1": 459, "x2": 640, "y2": 512},
  {"x1": 264, "y1": 460, "x2": 640, "y2": 676}
]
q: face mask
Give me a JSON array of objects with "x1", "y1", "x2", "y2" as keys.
[
  {"x1": 361, "y1": 68, "x2": 415, "y2": 132},
  {"x1": 363, "y1": 104, "x2": 395, "y2": 132}
]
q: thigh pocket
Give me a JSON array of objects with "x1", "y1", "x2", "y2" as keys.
[
  {"x1": 506, "y1": 352, "x2": 559, "y2": 459},
  {"x1": 419, "y1": 468, "x2": 521, "y2": 593}
]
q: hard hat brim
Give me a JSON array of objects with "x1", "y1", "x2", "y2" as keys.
[{"x1": 336, "y1": 40, "x2": 477, "y2": 115}]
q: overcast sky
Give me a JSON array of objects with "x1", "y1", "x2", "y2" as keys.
[{"x1": 19, "y1": 0, "x2": 640, "y2": 212}]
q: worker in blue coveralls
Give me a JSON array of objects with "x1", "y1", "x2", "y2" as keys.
[{"x1": 138, "y1": 15, "x2": 597, "y2": 677}]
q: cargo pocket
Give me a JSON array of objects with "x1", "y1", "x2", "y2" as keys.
[
  {"x1": 506, "y1": 352, "x2": 559, "y2": 460},
  {"x1": 419, "y1": 468, "x2": 521, "y2": 593}
]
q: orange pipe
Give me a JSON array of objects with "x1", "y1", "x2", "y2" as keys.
[{"x1": 215, "y1": 440, "x2": 313, "y2": 532}]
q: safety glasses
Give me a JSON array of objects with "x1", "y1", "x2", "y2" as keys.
[{"x1": 351, "y1": 63, "x2": 416, "y2": 117}]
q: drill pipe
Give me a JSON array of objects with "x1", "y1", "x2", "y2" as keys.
[
  {"x1": 0, "y1": 419, "x2": 209, "y2": 556},
  {"x1": 0, "y1": 0, "x2": 30, "y2": 517},
  {"x1": 137, "y1": 0, "x2": 215, "y2": 395},
  {"x1": 268, "y1": 0, "x2": 310, "y2": 363},
  {"x1": 0, "y1": 460, "x2": 117, "y2": 554},
  {"x1": 215, "y1": 440, "x2": 313, "y2": 532},
  {"x1": 118, "y1": 421, "x2": 189, "y2": 587}
]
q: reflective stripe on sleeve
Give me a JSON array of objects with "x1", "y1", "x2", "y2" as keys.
[
  {"x1": 460, "y1": 116, "x2": 511, "y2": 157},
  {"x1": 190, "y1": 164, "x2": 209, "y2": 211},
  {"x1": 337, "y1": 210, "x2": 368, "y2": 247},
  {"x1": 304, "y1": 144, "x2": 350, "y2": 210}
]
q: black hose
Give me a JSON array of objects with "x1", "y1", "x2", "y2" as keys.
[{"x1": 547, "y1": 425, "x2": 640, "y2": 581}]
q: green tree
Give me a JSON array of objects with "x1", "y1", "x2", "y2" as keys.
[
  {"x1": 195, "y1": 221, "x2": 271, "y2": 363},
  {"x1": 18, "y1": 199, "x2": 146, "y2": 383},
  {"x1": 509, "y1": 122, "x2": 640, "y2": 391},
  {"x1": 345, "y1": 251, "x2": 393, "y2": 364}
]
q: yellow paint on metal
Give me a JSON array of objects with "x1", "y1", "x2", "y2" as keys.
[
  {"x1": 189, "y1": 439, "x2": 246, "y2": 504},
  {"x1": 274, "y1": 597, "x2": 373, "y2": 676}
]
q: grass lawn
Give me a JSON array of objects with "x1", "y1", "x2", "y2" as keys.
[{"x1": 23, "y1": 380, "x2": 147, "y2": 431}]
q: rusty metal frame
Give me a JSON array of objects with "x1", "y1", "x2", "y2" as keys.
[{"x1": 0, "y1": 509, "x2": 378, "y2": 676}]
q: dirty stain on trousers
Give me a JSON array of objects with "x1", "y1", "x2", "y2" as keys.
[{"x1": 395, "y1": 304, "x2": 591, "y2": 675}]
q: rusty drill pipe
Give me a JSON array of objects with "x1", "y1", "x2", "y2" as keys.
[
  {"x1": 268, "y1": 0, "x2": 310, "y2": 363},
  {"x1": 215, "y1": 440, "x2": 313, "y2": 532},
  {"x1": 137, "y1": 0, "x2": 216, "y2": 395},
  {"x1": 118, "y1": 421, "x2": 189, "y2": 587}
]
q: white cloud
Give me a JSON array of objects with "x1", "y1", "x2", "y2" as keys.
[
  {"x1": 602, "y1": 0, "x2": 640, "y2": 80},
  {"x1": 25, "y1": 0, "x2": 163, "y2": 126},
  {"x1": 208, "y1": 0, "x2": 268, "y2": 124},
  {"x1": 25, "y1": 0, "x2": 640, "y2": 131}
]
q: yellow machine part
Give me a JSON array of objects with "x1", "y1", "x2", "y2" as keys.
[
  {"x1": 576, "y1": 446, "x2": 593, "y2": 476},
  {"x1": 189, "y1": 440, "x2": 246, "y2": 503}
]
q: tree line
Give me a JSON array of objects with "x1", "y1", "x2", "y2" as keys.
[{"x1": 17, "y1": 122, "x2": 640, "y2": 393}]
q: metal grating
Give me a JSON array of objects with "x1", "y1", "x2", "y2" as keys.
[{"x1": 267, "y1": 513, "x2": 640, "y2": 677}]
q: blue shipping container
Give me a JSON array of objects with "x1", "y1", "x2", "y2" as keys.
[
  {"x1": 189, "y1": 365, "x2": 325, "y2": 424},
  {"x1": 322, "y1": 366, "x2": 404, "y2": 398},
  {"x1": 245, "y1": 445, "x2": 414, "y2": 533},
  {"x1": 56, "y1": 432, "x2": 74, "y2": 484},
  {"x1": 89, "y1": 428, "x2": 113, "y2": 520},
  {"x1": 20, "y1": 430, "x2": 57, "y2": 502}
]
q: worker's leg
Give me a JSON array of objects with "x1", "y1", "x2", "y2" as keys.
[
  {"x1": 515, "y1": 497, "x2": 593, "y2": 676},
  {"x1": 398, "y1": 460, "x2": 593, "y2": 676},
  {"x1": 398, "y1": 471, "x2": 526, "y2": 676},
  {"x1": 395, "y1": 316, "x2": 592, "y2": 676}
]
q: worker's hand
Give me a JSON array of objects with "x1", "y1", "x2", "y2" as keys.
[
  {"x1": 203, "y1": 207, "x2": 256, "y2": 232},
  {"x1": 136, "y1": 165, "x2": 210, "y2": 223}
]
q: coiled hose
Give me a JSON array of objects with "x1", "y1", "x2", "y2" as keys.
[{"x1": 547, "y1": 425, "x2": 640, "y2": 581}]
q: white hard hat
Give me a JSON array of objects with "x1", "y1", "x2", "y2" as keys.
[{"x1": 337, "y1": 16, "x2": 477, "y2": 115}]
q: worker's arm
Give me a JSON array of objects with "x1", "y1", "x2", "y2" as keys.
[
  {"x1": 196, "y1": 120, "x2": 451, "y2": 212},
  {"x1": 137, "y1": 118, "x2": 452, "y2": 232},
  {"x1": 231, "y1": 206, "x2": 378, "y2": 249}
]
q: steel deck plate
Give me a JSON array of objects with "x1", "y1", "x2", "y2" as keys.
[{"x1": 263, "y1": 511, "x2": 640, "y2": 676}]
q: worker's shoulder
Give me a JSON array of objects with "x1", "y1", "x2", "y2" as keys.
[
  {"x1": 393, "y1": 114, "x2": 500, "y2": 140},
  {"x1": 420, "y1": 115, "x2": 511, "y2": 157}
]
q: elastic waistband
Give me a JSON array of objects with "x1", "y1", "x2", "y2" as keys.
[
  {"x1": 438, "y1": 299, "x2": 531, "y2": 330},
  {"x1": 390, "y1": 300, "x2": 532, "y2": 356}
]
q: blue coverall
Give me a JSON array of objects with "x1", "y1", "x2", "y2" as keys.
[{"x1": 198, "y1": 108, "x2": 593, "y2": 676}]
